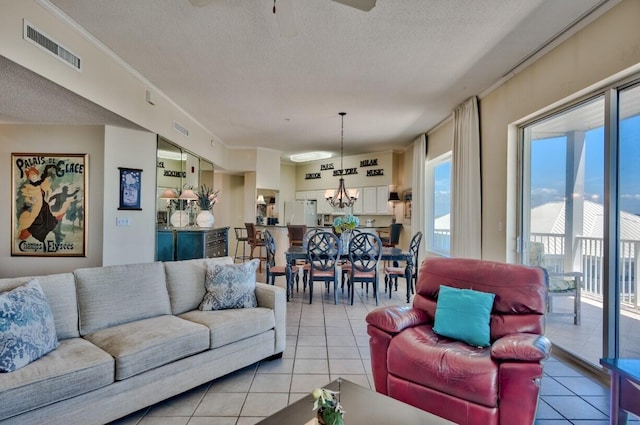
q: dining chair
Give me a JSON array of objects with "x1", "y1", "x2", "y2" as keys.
[
  {"x1": 295, "y1": 228, "x2": 325, "y2": 293},
  {"x1": 377, "y1": 223, "x2": 403, "y2": 248},
  {"x1": 383, "y1": 231, "x2": 422, "y2": 298},
  {"x1": 529, "y1": 242, "x2": 582, "y2": 325},
  {"x1": 287, "y1": 224, "x2": 307, "y2": 247},
  {"x1": 338, "y1": 228, "x2": 363, "y2": 293},
  {"x1": 263, "y1": 230, "x2": 294, "y2": 286},
  {"x1": 245, "y1": 222, "x2": 266, "y2": 272},
  {"x1": 348, "y1": 232, "x2": 382, "y2": 305},
  {"x1": 233, "y1": 226, "x2": 249, "y2": 263},
  {"x1": 306, "y1": 231, "x2": 342, "y2": 304}
]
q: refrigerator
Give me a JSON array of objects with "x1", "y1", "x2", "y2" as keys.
[{"x1": 284, "y1": 200, "x2": 317, "y2": 226}]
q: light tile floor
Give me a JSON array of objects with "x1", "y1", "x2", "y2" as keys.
[{"x1": 107, "y1": 275, "x2": 639, "y2": 425}]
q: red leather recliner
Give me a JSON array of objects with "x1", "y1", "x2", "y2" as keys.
[{"x1": 366, "y1": 257, "x2": 552, "y2": 425}]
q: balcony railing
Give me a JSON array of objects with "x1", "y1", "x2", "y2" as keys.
[
  {"x1": 531, "y1": 233, "x2": 639, "y2": 311},
  {"x1": 429, "y1": 229, "x2": 638, "y2": 310}
]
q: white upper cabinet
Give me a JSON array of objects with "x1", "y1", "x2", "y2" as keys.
[
  {"x1": 362, "y1": 187, "x2": 377, "y2": 214},
  {"x1": 376, "y1": 185, "x2": 390, "y2": 214}
]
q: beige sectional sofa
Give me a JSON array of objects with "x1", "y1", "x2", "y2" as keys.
[{"x1": 0, "y1": 257, "x2": 286, "y2": 425}]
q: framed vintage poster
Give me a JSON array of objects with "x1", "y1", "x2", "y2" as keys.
[
  {"x1": 403, "y1": 190, "x2": 412, "y2": 222},
  {"x1": 11, "y1": 153, "x2": 88, "y2": 257},
  {"x1": 118, "y1": 167, "x2": 142, "y2": 210}
]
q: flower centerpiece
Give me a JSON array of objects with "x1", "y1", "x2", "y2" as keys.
[
  {"x1": 195, "y1": 185, "x2": 219, "y2": 227},
  {"x1": 332, "y1": 215, "x2": 359, "y2": 234},
  {"x1": 311, "y1": 387, "x2": 344, "y2": 425}
]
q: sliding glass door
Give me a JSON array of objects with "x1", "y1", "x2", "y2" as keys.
[
  {"x1": 618, "y1": 83, "x2": 640, "y2": 358},
  {"x1": 520, "y1": 96, "x2": 605, "y2": 365},
  {"x1": 520, "y1": 79, "x2": 640, "y2": 366}
]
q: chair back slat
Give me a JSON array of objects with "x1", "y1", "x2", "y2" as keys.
[
  {"x1": 263, "y1": 230, "x2": 276, "y2": 267},
  {"x1": 307, "y1": 231, "x2": 341, "y2": 271},
  {"x1": 302, "y1": 228, "x2": 325, "y2": 250},
  {"x1": 349, "y1": 232, "x2": 382, "y2": 272}
]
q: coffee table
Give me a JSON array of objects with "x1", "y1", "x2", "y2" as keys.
[{"x1": 257, "y1": 378, "x2": 454, "y2": 424}]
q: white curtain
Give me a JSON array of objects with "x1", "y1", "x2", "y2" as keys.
[
  {"x1": 411, "y1": 133, "x2": 427, "y2": 255},
  {"x1": 451, "y1": 96, "x2": 481, "y2": 259}
]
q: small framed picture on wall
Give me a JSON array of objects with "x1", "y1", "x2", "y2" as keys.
[
  {"x1": 118, "y1": 167, "x2": 143, "y2": 210},
  {"x1": 403, "y1": 190, "x2": 412, "y2": 222}
]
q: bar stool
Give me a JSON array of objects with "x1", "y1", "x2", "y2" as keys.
[{"x1": 234, "y1": 227, "x2": 249, "y2": 263}]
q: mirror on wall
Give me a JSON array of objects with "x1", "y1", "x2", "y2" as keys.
[{"x1": 156, "y1": 136, "x2": 214, "y2": 227}]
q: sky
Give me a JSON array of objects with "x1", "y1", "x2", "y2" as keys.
[
  {"x1": 429, "y1": 101, "x2": 640, "y2": 221},
  {"x1": 530, "y1": 114, "x2": 640, "y2": 215}
]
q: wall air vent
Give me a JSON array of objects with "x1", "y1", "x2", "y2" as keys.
[
  {"x1": 173, "y1": 121, "x2": 189, "y2": 137},
  {"x1": 23, "y1": 20, "x2": 82, "y2": 71}
]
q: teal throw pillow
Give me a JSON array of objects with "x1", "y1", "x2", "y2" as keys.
[
  {"x1": 432, "y1": 285, "x2": 495, "y2": 347},
  {"x1": 0, "y1": 279, "x2": 59, "y2": 372},
  {"x1": 199, "y1": 259, "x2": 259, "y2": 311}
]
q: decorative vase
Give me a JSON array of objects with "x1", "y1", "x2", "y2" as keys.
[
  {"x1": 196, "y1": 210, "x2": 215, "y2": 227},
  {"x1": 340, "y1": 230, "x2": 351, "y2": 254},
  {"x1": 170, "y1": 211, "x2": 189, "y2": 228}
]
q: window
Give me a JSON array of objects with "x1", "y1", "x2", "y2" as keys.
[
  {"x1": 426, "y1": 153, "x2": 451, "y2": 255},
  {"x1": 519, "y1": 79, "x2": 640, "y2": 367}
]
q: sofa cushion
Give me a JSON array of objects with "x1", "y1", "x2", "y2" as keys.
[
  {"x1": 83, "y1": 315, "x2": 209, "y2": 380},
  {"x1": 180, "y1": 307, "x2": 276, "y2": 349},
  {"x1": 0, "y1": 337, "x2": 113, "y2": 421},
  {"x1": 75, "y1": 262, "x2": 171, "y2": 336},
  {"x1": 433, "y1": 285, "x2": 495, "y2": 347},
  {"x1": 199, "y1": 259, "x2": 259, "y2": 311},
  {"x1": 164, "y1": 257, "x2": 234, "y2": 315},
  {"x1": 0, "y1": 280, "x2": 59, "y2": 372},
  {"x1": 0, "y1": 273, "x2": 79, "y2": 340},
  {"x1": 387, "y1": 324, "x2": 499, "y2": 408}
]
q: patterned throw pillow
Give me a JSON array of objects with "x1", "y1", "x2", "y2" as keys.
[
  {"x1": 199, "y1": 259, "x2": 259, "y2": 311},
  {"x1": 0, "y1": 279, "x2": 59, "y2": 372}
]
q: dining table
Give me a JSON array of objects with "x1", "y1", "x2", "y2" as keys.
[{"x1": 284, "y1": 245, "x2": 414, "y2": 303}]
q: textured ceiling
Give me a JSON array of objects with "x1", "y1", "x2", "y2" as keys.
[{"x1": 7, "y1": 0, "x2": 613, "y2": 158}]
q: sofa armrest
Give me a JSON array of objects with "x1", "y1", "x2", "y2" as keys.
[
  {"x1": 255, "y1": 283, "x2": 286, "y2": 355},
  {"x1": 366, "y1": 306, "x2": 430, "y2": 334},
  {"x1": 491, "y1": 333, "x2": 551, "y2": 362}
]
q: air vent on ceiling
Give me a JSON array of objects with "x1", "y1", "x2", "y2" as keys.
[
  {"x1": 23, "y1": 20, "x2": 82, "y2": 71},
  {"x1": 173, "y1": 121, "x2": 189, "y2": 137}
]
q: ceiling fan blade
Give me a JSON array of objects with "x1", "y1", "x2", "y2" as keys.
[
  {"x1": 188, "y1": 0, "x2": 214, "y2": 7},
  {"x1": 331, "y1": 0, "x2": 376, "y2": 12},
  {"x1": 274, "y1": 0, "x2": 298, "y2": 38}
]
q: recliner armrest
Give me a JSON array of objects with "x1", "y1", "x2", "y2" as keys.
[
  {"x1": 366, "y1": 306, "x2": 430, "y2": 334},
  {"x1": 491, "y1": 333, "x2": 551, "y2": 362}
]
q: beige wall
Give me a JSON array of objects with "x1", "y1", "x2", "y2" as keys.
[
  {"x1": 0, "y1": 124, "x2": 105, "y2": 277},
  {"x1": 426, "y1": 118, "x2": 454, "y2": 162},
  {"x1": 256, "y1": 148, "x2": 282, "y2": 190},
  {"x1": 480, "y1": 0, "x2": 640, "y2": 262},
  {"x1": 425, "y1": 0, "x2": 640, "y2": 262},
  {"x1": 102, "y1": 126, "x2": 157, "y2": 266},
  {"x1": 295, "y1": 151, "x2": 397, "y2": 191}
]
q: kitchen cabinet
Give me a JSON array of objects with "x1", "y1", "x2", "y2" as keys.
[
  {"x1": 316, "y1": 191, "x2": 333, "y2": 214},
  {"x1": 359, "y1": 186, "x2": 391, "y2": 215},
  {"x1": 362, "y1": 187, "x2": 377, "y2": 214},
  {"x1": 376, "y1": 185, "x2": 390, "y2": 214}
]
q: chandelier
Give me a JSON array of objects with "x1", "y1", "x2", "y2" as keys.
[{"x1": 325, "y1": 112, "x2": 358, "y2": 209}]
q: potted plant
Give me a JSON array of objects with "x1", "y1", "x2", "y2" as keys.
[
  {"x1": 195, "y1": 185, "x2": 219, "y2": 227},
  {"x1": 311, "y1": 387, "x2": 344, "y2": 425}
]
